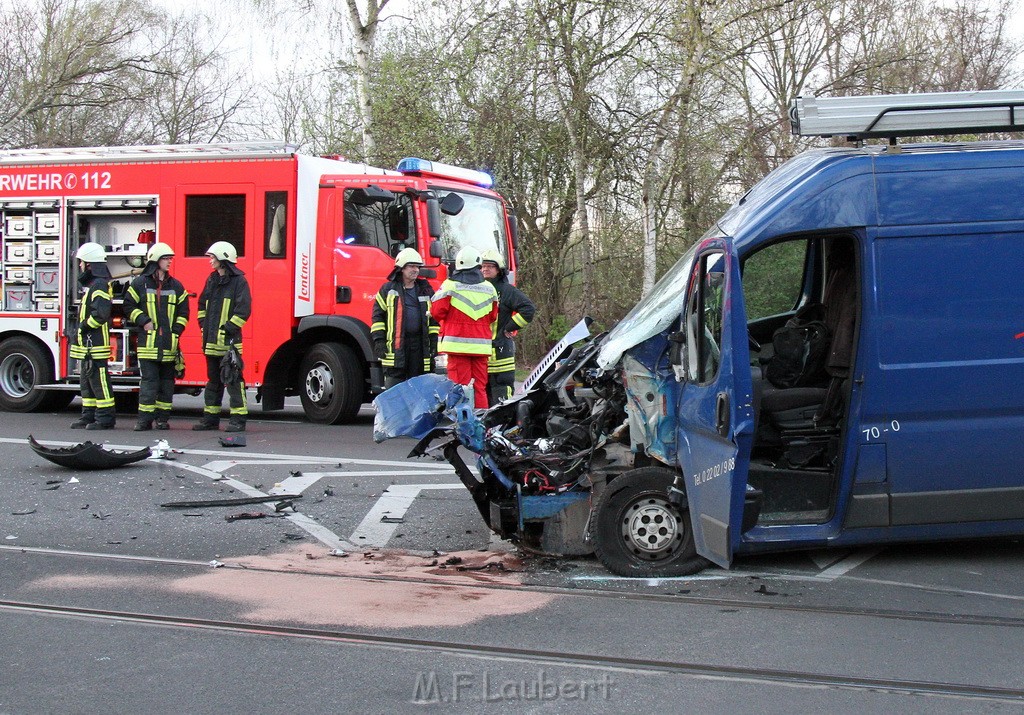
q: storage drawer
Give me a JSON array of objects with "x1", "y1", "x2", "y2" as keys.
[
  {"x1": 35, "y1": 214, "x2": 60, "y2": 235},
  {"x1": 34, "y1": 296, "x2": 59, "y2": 313},
  {"x1": 4, "y1": 241, "x2": 32, "y2": 262},
  {"x1": 5, "y1": 216, "x2": 32, "y2": 237},
  {"x1": 5, "y1": 266, "x2": 32, "y2": 282},
  {"x1": 35, "y1": 241, "x2": 60, "y2": 261},
  {"x1": 4, "y1": 286, "x2": 31, "y2": 311},
  {"x1": 34, "y1": 266, "x2": 59, "y2": 293}
]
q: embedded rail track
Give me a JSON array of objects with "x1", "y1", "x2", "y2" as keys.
[{"x1": 2, "y1": 597, "x2": 1023, "y2": 705}]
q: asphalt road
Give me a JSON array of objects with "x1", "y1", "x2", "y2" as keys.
[{"x1": 2, "y1": 395, "x2": 1023, "y2": 713}]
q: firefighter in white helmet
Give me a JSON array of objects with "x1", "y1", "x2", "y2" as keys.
[
  {"x1": 70, "y1": 242, "x2": 116, "y2": 430},
  {"x1": 371, "y1": 248, "x2": 439, "y2": 388},
  {"x1": 480, "y1": 249, "x2": 535, "y2": 405},
  {"x1": 193, "y1": 240, "x2": 252, "y2": 432},
  {"x1": 124, "y1": 242, "x2": 190, "y2": 431},
  {"x1": 430, "y1": 246, "x2": 498, "y2": 408}
]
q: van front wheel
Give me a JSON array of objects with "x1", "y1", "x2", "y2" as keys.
[{"x1": 591, "y1": 467, "x2": 709, "y2": 577}]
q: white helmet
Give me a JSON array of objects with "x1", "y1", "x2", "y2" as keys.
[
  {"x1": 394, "y1": 248, "x2": 423, "y2": 269},
  {"x1": 147, "y1": 242, "x2": 174, "y2": 262},
  {"x1": 480, "y1": 249, "x2": 505, "y2": 270},
  {"x1": 455, "y1": 246, "x2": 482, "y2": 270},
  {"x1": 206, "y1": 240, "x2": 237, "y2": 263},
  {"x1": 75, "y1": 242, "x2": 107, "y2": 263}
]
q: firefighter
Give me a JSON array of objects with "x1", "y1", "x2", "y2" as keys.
[
  {"x1": 124, "y1": 242, "x2": 190, "y2": 431},
  {"x1": 70, "y1": 242, "x2": 116, "y2": 430},
  {"x1": 371, "y1": 248, "x2": 439, "y2": 388},
  {"x1": 480, "y1": 249, "x2": 535, "y2": 405},
  {"x1": 192, "y1": 241, "x2": 251, "y2": 432},
  {"x1": 431, "y1": 247, "x2": 498, "y2": 409}
]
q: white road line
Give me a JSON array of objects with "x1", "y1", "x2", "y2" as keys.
[
  {"x1": 350, "y1": 483, "x2": 465, "y2": 547},
  {"x1": 813, "y1": 548, "x2": 882, "y2": 581},
  {"x1": 268, "y1": 470, "x2": 450, "y2": 495},
  {"x1": 172, "y1": 461, "x2": 357, "y2": 552},
  {"x1": 7, "y1": 436, "x2": 453, "y2": 469}
]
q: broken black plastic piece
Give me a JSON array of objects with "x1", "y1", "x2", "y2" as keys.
[
  {"x1": 28, "y1": 435, "x2": 151, "y2": 470},
  {"x1": 160, "y1": 494, "x2": 303, "y2": 508}
]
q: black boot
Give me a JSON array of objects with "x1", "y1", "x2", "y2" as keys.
[
  {"x1": 133, "y1": 418, "x2": 153, "y2": 432},
  {"x1": 155, "y1": 417, "x2": 170, "y2": 431},
  {"x1": 86, "y1": 421, "x2": 115, "y2": 431},
  {"x1": 224, "y1": 418, "x2": 246, "y2": 433},
  {"x1": 70, "y1": 417, "x2": 94, "y2": 429}
]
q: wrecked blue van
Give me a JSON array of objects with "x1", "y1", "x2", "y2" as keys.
[{"x1": 375, "y1": 91, "x2": 1024, "y2": 576}]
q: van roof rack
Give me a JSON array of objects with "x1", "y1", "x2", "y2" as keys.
[
  {"x1": 790, "y1": 90, "x2": 1024, "y2": 140},
  {"x1": 0, "y1": 142, "x2": 299, "y2": 165}
]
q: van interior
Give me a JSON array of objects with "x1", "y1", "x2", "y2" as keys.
[{"x1": 744, "y1": 234, "x2": 859, "y2": 525}]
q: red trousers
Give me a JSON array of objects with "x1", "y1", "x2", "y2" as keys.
[{"x1": 446, "y1": 353, "x2": 490, "y2": 409}]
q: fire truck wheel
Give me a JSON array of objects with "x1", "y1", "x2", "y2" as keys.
[
  {"x1": 299, "y1": 342, "x2": 363, "y2": 424},
  {"x1": 0, "y1": 336, "x2": 55, "y2": 413},
  {"x1": 591, "y1": 467, "x2": 710, "y2": 577}
]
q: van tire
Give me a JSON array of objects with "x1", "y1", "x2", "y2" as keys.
[
  {"x1": 299, "y1": 342, "x2": 363, "y2": 424},
  {"x1": 0, "y1": 337, "x2": 54, "y2": 412},
  {"x1": 591, "y1": 467, "x2": 709, "y2": 577}
]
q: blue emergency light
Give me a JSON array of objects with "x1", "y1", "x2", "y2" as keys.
[{"x1": 396, "y1": 157, "x2": 494, "y2": 189}]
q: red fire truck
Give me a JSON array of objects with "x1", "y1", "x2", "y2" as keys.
[{"x1": 0, "y1": 142, "x2": 518, "y2": 422}]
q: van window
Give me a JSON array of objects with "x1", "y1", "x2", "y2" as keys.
[
  {"x1": 684, "y1": 251, "x2": 725, "y2": 383},
  {"x1": 742, "y1": 239, "x2": 808, "y2": 320},
  {"x1": 186, "y1": 194, "x2": 245, "y2": 258},
  {"x1": 342, "y1": 191, "x2": 415, "y2": 258}
]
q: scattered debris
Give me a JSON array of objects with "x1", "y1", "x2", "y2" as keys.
[
  {"x1": 150, "y1": 440, "x2": 180, "y2": 460},
  {"x1": 91, "y1": 512, "x2": 111, "y2": 520},
  {"x1": 456, "y1": 562, "x2": 512, "y2": 573},
  {"x1": 208, "y1": 560, "x2": 225, "y2": 568},
  {"x1": 218, "y1": 435, "x2": 246, "y2": 448},
  {"x1": 68, "y1": 477, "x2": 80, "y2": 484},
  {"x1": 323, "y1": 486, "x2": 334, "y2": 496},
  {"x1": 443, "y1": 555, "x2": 463, "y2": 565},
  {"x1": 274, "y1": 500, "x2": 295, "y2": 512},
  {"x1": 29, "y1": 435, "x2": 151, "y2": 470},
  {"x1": 4, "y1": 535, "x2": 17, "y2": 540},
  {"x1": 283, "y1": 533, "x2": 304, "y2": 541},
  {"x1": 160, "y1": 494, "x2": 302, "y2": 508},
  {"x1": 42, "y1": 484, "x2": 60, "y2": 491},
  {"x1": 290, "y1": 470, "x2": 302, "y2": 477},
  {"x1": 183, "y1": 512, "x2": 204, "y2": 517},
  {"x1": 328, "y1": 549, "x2": 348, "y2": 557},
  {"x1": 380, "y1": 515, "x2": 404, "y2": 524},
  {"x1": 11, "y1": 509, "x2": 36, "y2": 516},
  {"x1": 45, "y1": 479, "x2": 61, "y2": 485},
  {"x1": 225, "y1": 512, "x2": 266, "y2": 523},
  {"x1": 755, "y1": 584, "x2": 779, "y2": 596}
]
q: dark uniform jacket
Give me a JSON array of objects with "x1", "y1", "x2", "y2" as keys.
[
  {"x1": 197, "y1": 263, "x2": 251, "y2": 356},
  {"x1": 371, "y1": 276, "x2": 439, "y2": 372},
  {"x1": 125, "y1": 263, "x2": 190, "y2": 362},
  {"x1": 70, "y1": 264, "x2": 113, "y2": 360},
  {"x1": 488, "y1": 272, "x2": 536, "y2": 374}
]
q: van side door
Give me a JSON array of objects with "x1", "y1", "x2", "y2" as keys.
[{"x1": 674, "y1": 242, "x2": 755, "y2": 568}]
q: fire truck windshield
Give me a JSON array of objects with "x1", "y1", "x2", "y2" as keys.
[{"x1": 434, "y1": 190, "x2": 509, "y2": 265}]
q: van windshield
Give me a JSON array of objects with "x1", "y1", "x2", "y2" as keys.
[
  {"x1": 597, "y1": 240, "x2": 703, "y2": 369},
  {"x1": 434, "y1": 190, "x2": 509, "y2": 266}
]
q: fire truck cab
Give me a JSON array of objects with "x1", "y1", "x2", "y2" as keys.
[{"x1": 0, "y1": 143, "x2": 517, "y2": 423}]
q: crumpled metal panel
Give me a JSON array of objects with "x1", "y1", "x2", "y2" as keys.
[
  {"x1": 371, "y1": 374, "x2": 470, "y2": 443},
  {"x1": 28, "y1": 435, "x2": 151, "y2": 470}
]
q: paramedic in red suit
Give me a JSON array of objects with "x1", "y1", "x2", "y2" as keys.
[{"x1": 431, "y1": 247, "x2": 498, "y2": 409}]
